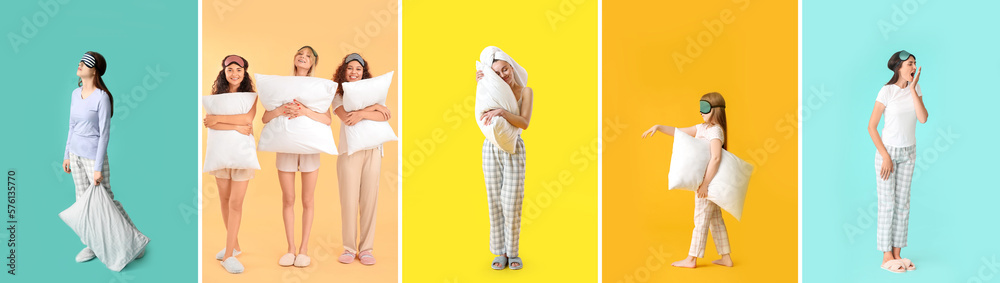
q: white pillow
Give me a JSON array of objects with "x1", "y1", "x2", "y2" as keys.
[
  {"x1": 341, "y1": 71, "x2": 398, "y2": 155},
  {"x1": 59, "y1": 184, "x2": 149, "y2": 272},
  {"x1": 255, "y1": 74, "x2": 338, "y2": 154},
  {"x1": 668, "y1": 128, "x2": 754, "y2": 220},
  {"x1": 474, "y1": 61, "x2": 521, "y2": 153},
  {"x1": 203, "y1": 92, "x2": 261, "y2": 172}
]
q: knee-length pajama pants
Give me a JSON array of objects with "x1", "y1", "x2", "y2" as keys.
[
  {"x1": 68, "y1": 152, "x2": 136, "y2": 244},
  {"x1": 483, "y1": 138, "x2": 525, "y2": 258},
  {"x1": 688, "y1": 197, "x2": 731, "y2": 258},
  {"x1": 875, "y1": 145, "x2": 915, "y2": 252},
  {"x1": 337, "y1": 148, "x2": 382, "y2": 254}
]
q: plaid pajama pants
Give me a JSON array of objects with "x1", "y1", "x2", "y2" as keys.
[
  {"x1": 68, "y1": 152, "x2": 135, "y2": 231},
  {"x1": 688, "y1": 197, "x2": 731, "y2": 258},
  {"x1": 875, "y1": 145, "x2": 916, "y2": 252},
  {"x1": 483, "y1": 138, "x2": 525, "y2": 258}
]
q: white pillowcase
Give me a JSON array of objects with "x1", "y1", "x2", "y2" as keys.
[
  {"x1": 668, "y1": 128, "x2": 754, "y2": 220},
  {"x1": 203, "y1": 92, "x2": 261, "y2": 172},
  {"x1": 341, "y1": 71, "x2": 398, "y2": 155},
  {"x1": 59, "y1": 184, "x2": 149, "y2": 272},
  {"x1": 255, "y1": 74, "x2": 338, "y2": 155},
  {"x1": 474, "y1": 61, "x2": 521, "y2": 153}
]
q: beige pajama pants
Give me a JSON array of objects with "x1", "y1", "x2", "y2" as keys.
[
  {"x1": 688, "y1": 197, "x2": 730, "y2": 258},
  {"x1": 337, "y1": 148, "x2": 382, "y2": 254}
]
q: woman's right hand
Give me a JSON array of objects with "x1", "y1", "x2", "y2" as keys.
[
  {"x1": 235, "y1": 125, "x2": 253, "y2": 136},
  {"x1": 281, "y1": 102, "x2": 300, "y2": 118},
  {"x1": 476, "y1": 70, "x2": 484, "y2": 82},
  {"x1": 641, "y1": 125, "x2": 660, "y2": 139},
  {"x1": 879, "y1": 154, "x2": 893, "y2": 180},
  {"x1": 62, "y1": 159, "x2": 71, "y2": 173}
]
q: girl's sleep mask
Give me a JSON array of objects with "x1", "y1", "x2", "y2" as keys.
[{"x1": 700, "y1": 100, "x2": 724, "y2": 114}]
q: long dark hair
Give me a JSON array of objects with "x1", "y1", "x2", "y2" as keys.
[
  {"x1": 885, "y1": 51, "x2": 916, "y2": 85},
  {"x1": 211, "y1": 56, "x2": 255, "y2": 94},
  {"x1": 701, "y1": 92, "x2": 728, "y2": 150},
  {"x1": 78, "y1": 51, "x2": 114, "y2": 117},
  {"x1": 332, "y1": 53, "x2": 372, "y2": 96}
]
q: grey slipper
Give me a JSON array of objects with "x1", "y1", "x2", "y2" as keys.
[
  {"x1": 221, "y1": 257, "x2": 245, "y2": 274},
  {"x1": 491, "y1": 256, "x2": 508, "y2": 270},
  {"x1": 216, "y1": 249, "x2": 242, "y2": 261},
  {"x1": 508, "y1": 257, "x2": 523, "y2": 270}
]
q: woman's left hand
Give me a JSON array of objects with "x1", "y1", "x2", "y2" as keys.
[
  {"x1": 909, "y1": 67, "x2": 921, "y2": 90},
  {"x1": 481, "y1": 109, "x2": 505, "y2": 125},
  {"x1": 203, "y1": 115, "x2": 218, "y2": 127},
  {"x1": 93, "y1": 171, "x2": 103, "y2": 186},
  {"x1": 344, "y1": 112, "x2": 364, "y2": 126},
  {"x1": 696, "y1": 184, "x2": 708, "y2": 198}
]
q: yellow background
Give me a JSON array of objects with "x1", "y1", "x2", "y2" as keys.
[
  {"x1": 603, "y1": 0, "x2": 798, "y2": 282},
  {"x1": 402, "y1": 0, "x2": 597, "y2": 282},
  {"x1": 200, "y1": 0, "x2": 398, "y2": 282}
]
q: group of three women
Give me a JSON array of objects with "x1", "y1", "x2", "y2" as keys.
[{"x1": 204, "y1": 46, "x2": 388, "y2": 274}]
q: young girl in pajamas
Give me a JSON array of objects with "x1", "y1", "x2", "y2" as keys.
[
  {"x1": 203, "y1": 54, "x2": 257, "y2": 273},
  {"x1": 867, "y1": 50, "x2": 927, "y2": 273},
  {"x1": 475, "y1": 50, "x2": 534, "y2": 270},
  {"x1": 642, "y1": 92, "x2": 733, "y2": 268},
  {"x1": 61, "y1": 51, "x2": 145, "y2": 264},
  {"x1": 330, "y1": 53, "x2": 391, "y2": 265},
  {"x1": 262, "y1": 46, "x2": 332, "y2": 268}
]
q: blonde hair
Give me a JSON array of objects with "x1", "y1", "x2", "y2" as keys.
[
  {"x1": 700, "y1": 92, "x2": 728, "y2": 150},
  {"x1": 293, "y1": 46, "x2": 319, "y2": 76}
]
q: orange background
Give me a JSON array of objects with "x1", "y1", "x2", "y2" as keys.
[
  {"x1": 603, "y1": 0, "x2": 798, "y2": 282},
  {"x1": 200, "y1": 0, "x2": 398, "y2": 282}
]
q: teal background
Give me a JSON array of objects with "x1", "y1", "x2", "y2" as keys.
[
  {"x1": 0, "y1": 1, "x2": 196, "y2": 282},
  {"x1": 804, "y1": 0, "x2": 1000, "y2": 282}
]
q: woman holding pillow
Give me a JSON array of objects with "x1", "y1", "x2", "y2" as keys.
[
  {"x1": 867, "y1": 50, "x2": 926, "y2": 273},
  {"x1": 330, "y1": 53, "x2": 391, "y2": 265},
  {"x1": 261, "y1": 46, "x2": 331, "y2": 268},
  {"x1": 641, "y1": 92, "x2": 734, "y2": 268},
  {"x1": 474, "y1": 49, "x2": 534, "y2": 270},
  {"x1": 203, "y1": 54, "x2": 256, "y2": 273},
  {"x1": 61, "y1": 51, "x2": 145, "y2": 265}
]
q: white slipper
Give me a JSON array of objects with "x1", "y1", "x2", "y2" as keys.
[
  {"x1": 216, "y1": 248, "x2": 242, "y2": 261},
  {"x1": 293, "y1": 254, "x2": 311, "y2": 267},
  {"x1": 221, "y1": 257, "x2": 244, "y2": 274},
  {"x1": 278, "y1": 253, "x2": 295, "y2": 267},
  {"x1": 75, "y1": 247, "x2": 95, "y2": 263}
]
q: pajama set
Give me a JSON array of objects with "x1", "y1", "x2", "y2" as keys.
[
  {"x1": 687, "y1": 123, "x2": 730, "y2": 258},
  {"x1": 64, "y1": 88, "x2": 136, "y2": 232},
  {"x1": 874, "y1": 83, "x2": 921, "y2": 252},
  {"x1": 332, "y1": 95, "x2": 382, "y2": 254},
  {"x1": 483, "y1": 97, "x2": 526, "y2": 258}
]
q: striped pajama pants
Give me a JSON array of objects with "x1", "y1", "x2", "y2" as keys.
[
  {"x1": 688, "y1": 197, "x2": 731, "y2": 258},
  {"x1": 875, "y1": 145, "x2": 916, "y2": 252},
  {"x1": 483, "y1": 138, "x2": 525, "y2": 258},
  {"x1": 68, "y1": 152, "x2": 136, "y2": 236}
]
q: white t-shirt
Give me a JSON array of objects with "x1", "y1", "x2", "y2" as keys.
[
  {"x1": 875, "y1": 83, "x2": 922, "y2": 147},
  {"x1": 695, "y1": 123, "x2": 725, "y2": 144}
]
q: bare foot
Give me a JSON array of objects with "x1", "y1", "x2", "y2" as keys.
[
  {"x1": 712, "y1": 254, "x2": 733, "y2": 267},
  {"x1": 671, "y1": 256, "x2": 697, "y2": 268}
]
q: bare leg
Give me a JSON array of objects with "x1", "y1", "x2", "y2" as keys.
[
  {"x1": 278, "y1": 171, "x2": 297, "y2": 253},
  {"x1": 216, "y1": 177, "x2": 240, "y2": 251},
  {"x1": 223, "y1": 180, "x2": 249, "y2": 258},
  {"x1": 298, "y1": 170, "x2": 318, "y2": 255}
]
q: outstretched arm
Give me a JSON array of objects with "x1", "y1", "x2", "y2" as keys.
[{"x1": 641, "y1": 125, "x2": 696, "y2": 138}]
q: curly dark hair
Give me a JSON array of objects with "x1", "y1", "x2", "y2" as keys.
[
  {"x1": 332, "y1": 53, "x2": 372, "y2": 95},
  {"x1": 211, "y1": 55, "x2": 255, "y2": 94}
]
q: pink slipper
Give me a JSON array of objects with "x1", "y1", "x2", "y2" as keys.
[
  {"x1": 900, "y1": 258, "x2": 916, "y2": 270},
  {"x1": 338, "y1": 250, "x2": 355, "y2": 264},
  {"x1": 881, "y1": 259, "x2": 906, "y2": 273},
  {"x1": 359, "y1": 250, "x2": 376, "y2": 265}
]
